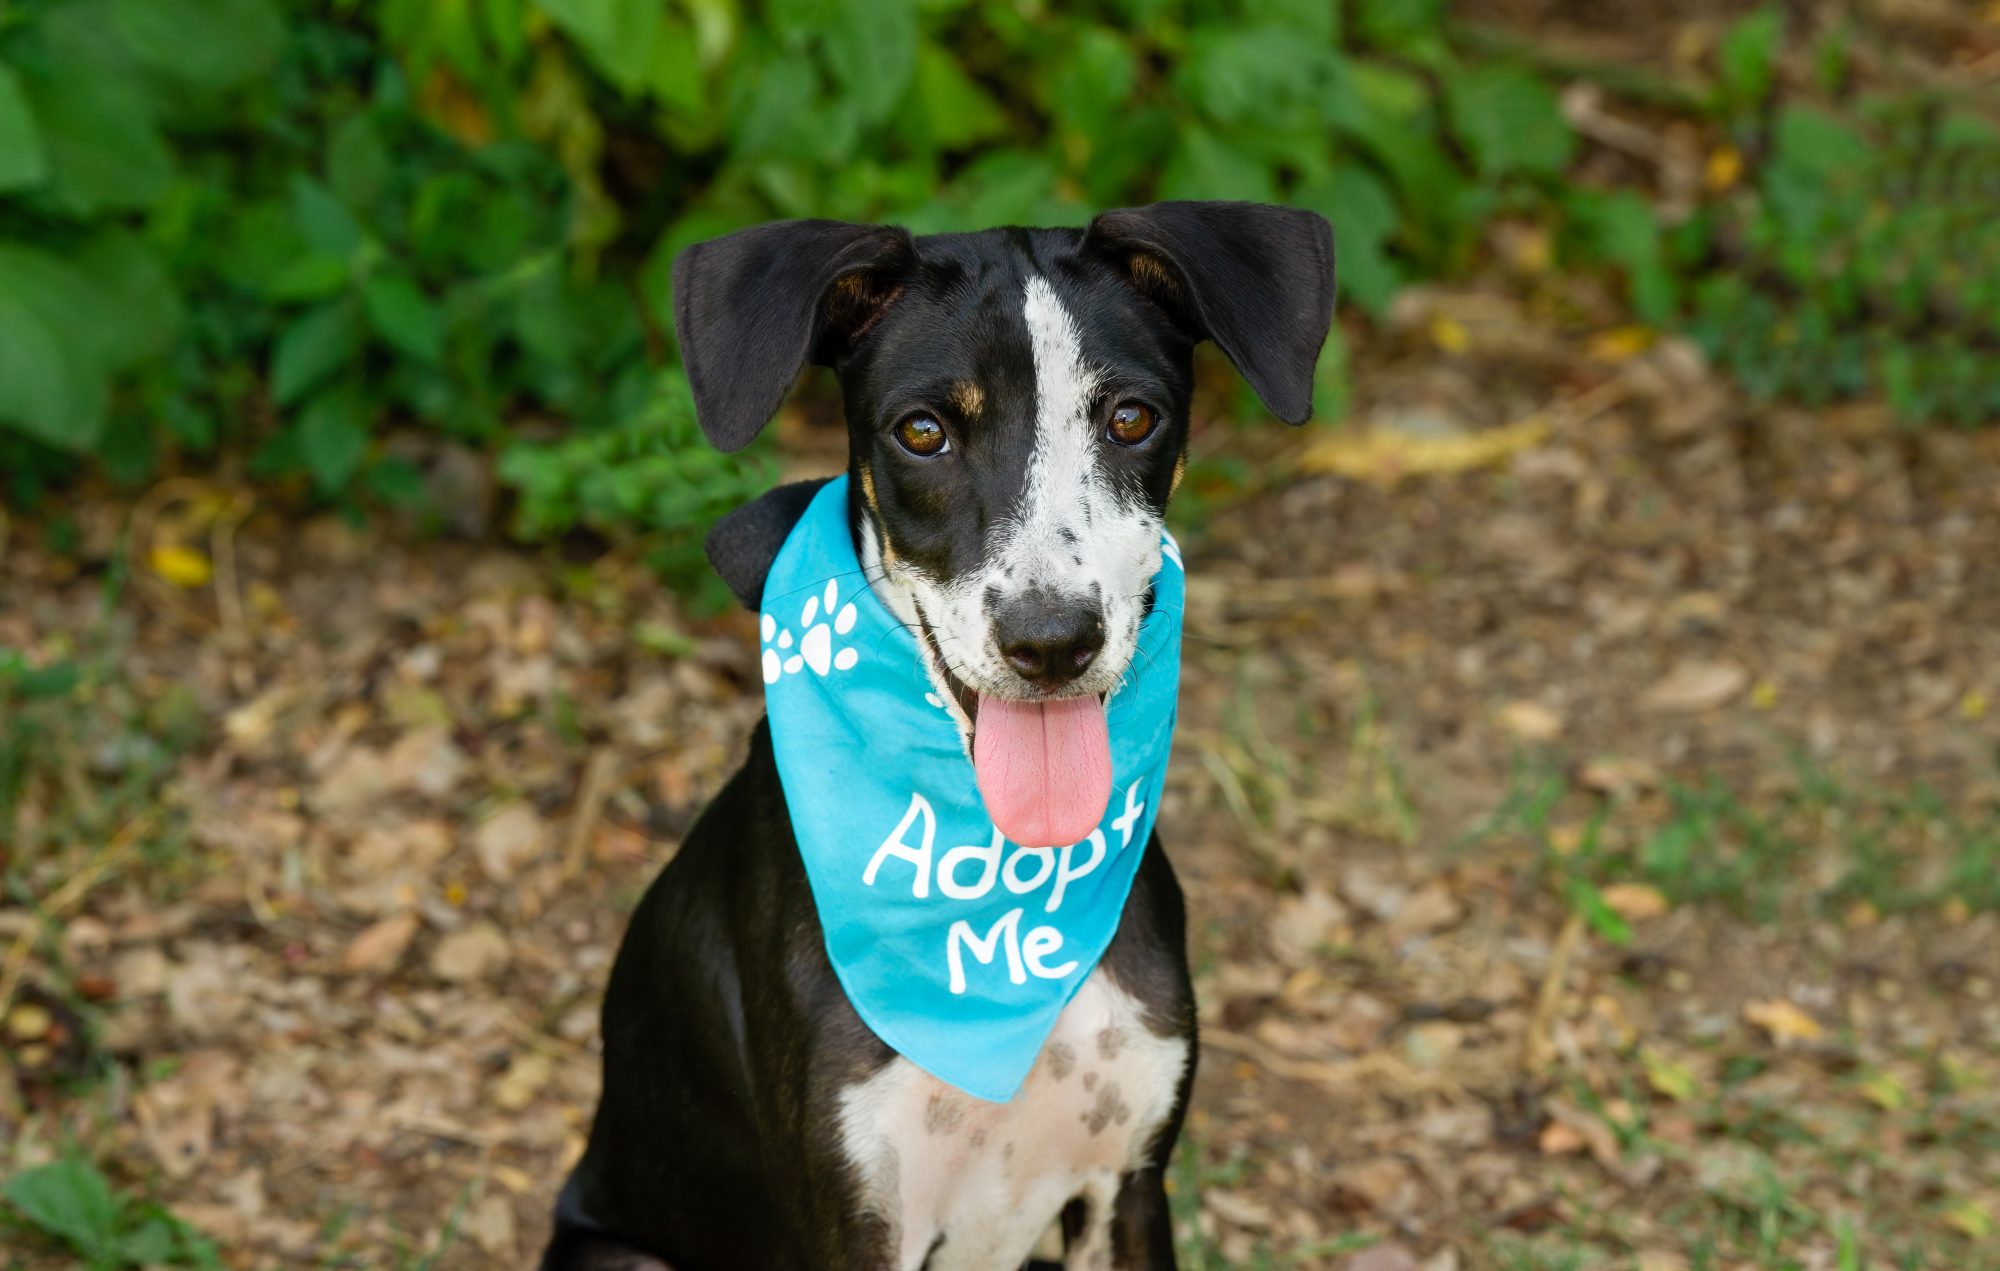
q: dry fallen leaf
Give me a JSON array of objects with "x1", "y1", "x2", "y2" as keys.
[
  {"x1": 464, "y1": 1192, "x2": 519, "y2": 1257},
  {"x1": 1640, "y1": 1047, "x2": 1700, "y2": 1102},
  {"x1": 1269, "y1": 887, "x2": 1348, "y2": 967},
  {"x1": 493, "y1": 1051, "x2": 555, "y2": 1112},
  {"x1": 1599, "y1": 883, "x2": 1671, "y2": 922},
  {"x1": 1743, "y1": 998, "x2": 1824, "y2": 1046},
  {"x1": 1587, "y1": 326, "x2": 1655, "y2": 363},
  {"x1": 342, "y1": 913, "x2": 420, "y2": 975},
  {"x1": 150, "y1": 543, "x2": 214, "y2": 588},
  {"x1": 1944, "y1": 1199, "x2": 1992, "y2": 1241},
  {"x1": 1642, "y1": 659, "x2": 1748, "y2": 713},
  {"x1": 1538, "y1": 1121, "x2": 1587, "y2": 1155},
  {"x1": 1346, "y1": 1242, "x2": 1420, "y2": 1271},
  {"x1": 474, "y1": 802, "x2": 547, "y2": 883},
  {"x1": 1203, "y1": 1187, "x2": 1275, "y2": 1230},
  {"x1": 1300, "y1": 417, "x2": 1551, "y2": 485},
  {"x1": 431, "y1": 921, "x2": 512, "y2": 983},
  {"x1": 1497, "y1": 700, "x2": 1563, "y2": 742}
]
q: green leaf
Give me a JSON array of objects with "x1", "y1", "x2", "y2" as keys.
[
  {"x1": 1718, "y1": 8, "x2": 1783, "y2": 109},
  {"x1": 271, "y1": 304, "x2": 360, "y2": 406},
  {"x1": 327, "y1": 115, "x2": 393, "y2": 211},
  {"x1": 644, "y1": 19, "x2": 705, "y2": 115},
  {"x1": 297, "y1": 389, "x2": 371, "y2": 493},
  {"x1": 537, "y1": 0, "x2": 664, "y2": 95},
  {"x1": 0, "y1": 65, "x2": 49, "y2": 192},
  {"x1": 18, "y1": 70, "x2": 175, "y2": 214},
  {"x1": 291, "y1": 176, "x2": 368, "y2": 259},
  {"x1": 1447, "y1": 66, "x2": 1574, "y2": 178},
  {"x1": 821, "y1": 0, "x2": 918, "y2": 124},
  {"x1": 364, "y1": 273, "x2": 446, "y2": 364},
  {"x1": 1179, "y1": 25, "x2": 1337, "y2": 129},
  {"x1": 1569, "y1": 878, "x2": 1632, "y2": 946},
  {"x1": 3, "y1": 1158, "x2": 120, "y2": 1258},
  {"x1": 1354, "y1": 0, "x2": 1446, "y2": 52},
  {"x1": 0, "y1": 295, "x2": 100, "y2": 450},
  {"x1": 1041, "y1": 25, "x2": 1136, "y2": 143},
  {"x1": 899, "y1": 44, "x2": 1006, "y2": 151},
  {"x1": 1298, "y1": 165, "x2": 1402, "y2": 315},
  {"x1": 1160, "y1": 128, "x2": 1277, "y2": 203},
  {"x1": 71, "y1": 230, "x2": 183, "y2": 367},
  {"x1": 111, "y1": 0, "x2": 284, "y2": 89},
  {"x1": 728, "y1": 47, "x2": 823, "y2": 161}
]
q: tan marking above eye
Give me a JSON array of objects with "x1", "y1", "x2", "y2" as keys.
[{"x1": 949, "y1": 381, "x2": 985, "y2": 419}]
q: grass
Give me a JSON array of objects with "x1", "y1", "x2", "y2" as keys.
[
  {"x1": 1468, "y1": 753, "x2": 2000, "y2": 930},
  {"x1": 2, "y1": 595, "x2": 216, "y2": 1270}
]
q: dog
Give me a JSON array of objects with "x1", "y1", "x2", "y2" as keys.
[{"x1": 542, "y1": 200, "x2": 1335, "y2": 1270}]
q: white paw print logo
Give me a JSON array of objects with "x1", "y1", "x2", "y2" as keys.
[{"x1": 763, "y1": 579, "x2": 859, "y2": 684}]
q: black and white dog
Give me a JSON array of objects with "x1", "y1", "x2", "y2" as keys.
[{"x1": 543, "y1": 201, "x2": 1335, "y2": 1270}]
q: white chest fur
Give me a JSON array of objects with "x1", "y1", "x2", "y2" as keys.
[{"x1": 836, "y1": 968, "x2": 1189, "y2": 1271}]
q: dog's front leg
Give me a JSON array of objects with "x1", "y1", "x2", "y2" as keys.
[{"x1": 1067, "y1": 1167, "x2": 1174, "y2": 1270}]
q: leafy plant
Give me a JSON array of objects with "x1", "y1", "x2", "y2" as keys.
[
  {"x1": 2, "y1": 1156, "x2": 219, "y2": 1269},
  {"x1": 2, "y1": 1, "x2": 1992, "y2": 570},
  {"x1": 1565, "y1": 7, "x2": 2000, "y2": 425}
]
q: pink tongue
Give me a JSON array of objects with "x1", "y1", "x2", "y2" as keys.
[{"x1": 973, "y1": 694, "x2": 1113, "y2": 848}]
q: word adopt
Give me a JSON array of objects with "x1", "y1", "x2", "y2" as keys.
[{"x1": 862, "y1": 781, "x2": 1148, "y2": 994}]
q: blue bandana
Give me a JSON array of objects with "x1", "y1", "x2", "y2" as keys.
[{"x1": 758, "y1": 476, "x2": 1183, "y2": 1102}]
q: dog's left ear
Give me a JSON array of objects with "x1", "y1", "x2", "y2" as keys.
[
  {"x1": 1084, "y1": 201, "x2": 1335, "y2": 425},
  {"x1": 674, "y1": 220, "x2": 917, "y2": 453}
]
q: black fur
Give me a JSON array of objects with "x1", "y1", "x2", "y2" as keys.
[
  {"x1": 548, "y1": 202, "x2": 1334, "y2": 1269},
  {"x1": 704, "y1": 478, "x2": 833, "y2": 610}
]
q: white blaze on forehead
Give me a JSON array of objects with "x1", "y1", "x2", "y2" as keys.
[{"x1": 1004, "y1": 278, "x2": 1104, "y2": 597}]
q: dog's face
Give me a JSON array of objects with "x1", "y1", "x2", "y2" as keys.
[
  {"x1": 676, "y1": 202, "x2": 1335, "y2": 746},
  {"x1": 840, "y1": 236, "x2": 1195, "y2": 724}
]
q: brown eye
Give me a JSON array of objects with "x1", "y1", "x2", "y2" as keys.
[
  {"x1": 1107, "y1": 401, "x2": 1158, "y2": 446},
  {"x1": 895, "y1": 413, "x2": 950, "y2": 457}
]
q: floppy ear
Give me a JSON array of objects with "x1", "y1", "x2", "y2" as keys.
[
  {"x1": 1083, "y1": 201, "x2": 1336, "y2": 425},
  {"x1": 704, "y1": 478, "x2": 834, "y2": 610},
  {"x1": 673, "y1": 220, "x2": 917, "y2": 453}
]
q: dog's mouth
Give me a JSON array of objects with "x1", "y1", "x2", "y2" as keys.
[{"x1": 916, "y1": 611, "x2": 1114, "y2": 849}]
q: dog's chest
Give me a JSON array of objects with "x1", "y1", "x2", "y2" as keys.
[{"x1": 836, "y1": 969, "x2": 1187, "y2": 1271}]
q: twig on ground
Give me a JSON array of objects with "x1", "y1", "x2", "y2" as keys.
[
  {"x1": 1203, "y1": 1027, "x2": 1470, "y2": 1102},
  {"x1": 561, "y1": 748, "x2": 621, "y2": 881},
  {"x1": 211, "y1": 490, "x2": 256, "y2": 654},
  {"x1": 1522, "y1": 911, "x2": 1587, "y2": 1077}
]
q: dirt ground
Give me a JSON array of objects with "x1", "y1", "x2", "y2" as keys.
[{"x1": 5, "y1": 291, "x2": 2000, "y2": 1268}]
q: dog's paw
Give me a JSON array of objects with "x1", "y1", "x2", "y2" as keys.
[{"x1": 763, "y1": 579, "x2": 858, "y2": 684}]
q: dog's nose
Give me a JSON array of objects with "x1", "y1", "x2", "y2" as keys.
[{"x1": 993, "y1": 594, "x2": 1104, "y2": 691}]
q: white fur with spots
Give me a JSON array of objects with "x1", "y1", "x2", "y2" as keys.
[{"x1": 835, "y1": 968, "x2": 1188, "y2": 1270}]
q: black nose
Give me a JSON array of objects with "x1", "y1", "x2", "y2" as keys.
[{"x1": 993, "y1": 593, "x2": 1104, "y2": 691}]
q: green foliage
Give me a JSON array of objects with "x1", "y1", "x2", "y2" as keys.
[
  {"x1": 1, "y1": 0, "x2": 1550, "y2": 546},
  {"x1": 1570, "y1": 8, "x2": 2000, "y2": 426},
  {"x1": 2, "y1": 1156, "x2": 219, "y2": 1269},
  {"x1": 2, "y1": 0, "x2": 1991, "y2": 563}
]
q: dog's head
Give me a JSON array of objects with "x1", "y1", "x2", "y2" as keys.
[{"x1": 679, "y1": 202, "x2": 1334, "y2": 844}]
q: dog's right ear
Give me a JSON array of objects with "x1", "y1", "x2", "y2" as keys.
[
  {"x1": 704, "y1": 478, "x2": 833, "y2": 611},
  {"x1": 673, "y1": 220, "x2": 917, "y2": 453}
]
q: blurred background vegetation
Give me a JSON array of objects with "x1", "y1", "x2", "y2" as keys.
[
  {"x1": 2, "y1": 0, "x2": 1995, "y2": 591},
  {"x1": 5, "y1": 5, "x2": 2000, "y2": 1266}
]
